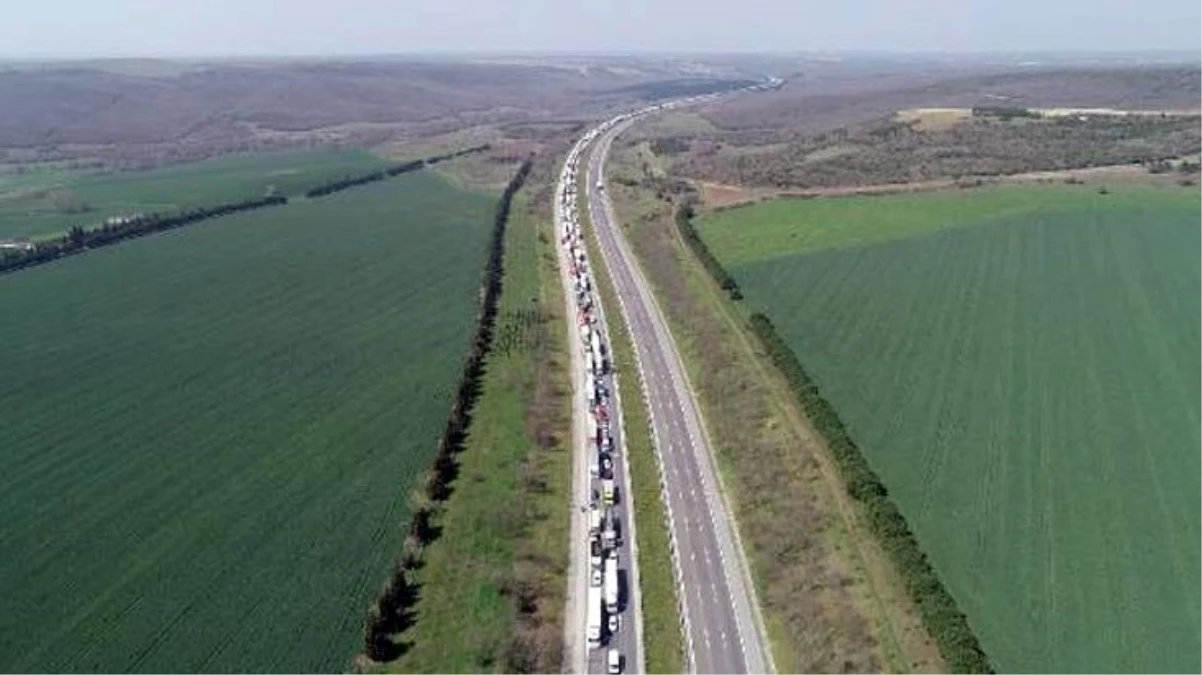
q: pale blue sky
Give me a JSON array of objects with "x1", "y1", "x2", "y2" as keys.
[{"x1": 1, "y1": 0, "x2": 1198, "y2": 58}]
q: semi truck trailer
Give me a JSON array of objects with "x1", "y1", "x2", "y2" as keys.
[
  {"x1": 604, "y1": 557, "x2": 619, "y2": 614},
  {"x1": 587, "y1": 584, "x2": 603, "y2": 645}
]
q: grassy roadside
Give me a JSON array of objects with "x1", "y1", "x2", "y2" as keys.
[
  {"x1": 381, "y1": 186, "x2": 574, "y2": 673},
  {"x1": 577, "y1": 170, "x2": 685, "y2": 674},
  {"x1": 603, "y1": 139, "x2": 945, "y2": 673}
]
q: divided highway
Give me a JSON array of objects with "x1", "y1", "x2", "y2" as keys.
[
  {"x1": 561, "y1": 79, "x2": 780, "y2": 675},
  {"x1": 558, "y1": 128, "x2": 645, "y2": 675}
]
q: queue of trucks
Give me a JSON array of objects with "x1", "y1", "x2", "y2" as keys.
[
  {"x1": 560, "y1": 78, "x2": 779, "y2": 674},
  {"x1": 557, "y1": 114, "x2": 634, "y2": 673}
]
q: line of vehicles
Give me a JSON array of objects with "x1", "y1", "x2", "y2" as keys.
[
  {"x1": 559, "y1": 126, "x2": 626, "y2": 675},
  {"x1": 560, "y1": 76, "x2": 781, "y2": 675}
]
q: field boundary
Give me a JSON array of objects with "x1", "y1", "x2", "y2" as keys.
[
  {"x1": 0, "y1": 145, "x2": 491, "y2": 277},
  {"x1": 0, "y1": 194, "x2": 288, "y2": 275},
  {"x1": 360, "y1": 156, "x2": 533, "y2": 666},
  {"x1": 305, "y1": 145, "x2": 490, "y2": 198},
  {"x1": 676, "y1": 205, "x2": 993, "y2": 674}
]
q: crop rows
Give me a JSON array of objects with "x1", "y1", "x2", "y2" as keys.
[
  {"x1": 0, "y1": 172, "x2": 495, "y2": 672},
  {"x1": 710, "y1": 192, "x2": 1200, "y2": 673}
]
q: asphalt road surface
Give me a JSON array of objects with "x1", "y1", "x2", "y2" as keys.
[{"x1": 584, "y1": 116, "x2": 774, "y2": 675}]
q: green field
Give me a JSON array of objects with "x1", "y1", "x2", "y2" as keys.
[
  {"x1": 697, "y1": 185, "x2": 1201, "y2": 673},
  {"x1": 0, "y1": 149, "x2": 388, "y2": 240},
  {"x1": 0, "y1": 172, "x2": 494, "y2": 672}
]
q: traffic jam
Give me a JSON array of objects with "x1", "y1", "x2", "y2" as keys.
[
  {"x1": 558, "y1": 82, "x2": 773, "y2": 674},
  {"x1": 557, "y1": 118, "x2": 630, "y2": 674}
]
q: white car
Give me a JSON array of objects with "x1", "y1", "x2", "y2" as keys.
[
  {"x1": 608, "y1": 613, "x2": 619, "y2": 635},
  {"x1": 591, "y1": 568, "x2": 602, "y2": 587},
  {"x1": 607, "y1": 648, "x2": 622, "y2": 674}
]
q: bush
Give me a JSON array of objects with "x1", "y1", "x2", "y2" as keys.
[{"x1": 674, "y1": 204, "x2": 743, "y2": 300}]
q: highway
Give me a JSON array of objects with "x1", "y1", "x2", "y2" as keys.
[
  {"x1": 583, "y1": 110, "x2": 774, "y2": 672},
  {"x1": 557, "y1": 132, "x2": 645, "y2": 675},
  {"x1": 561, "y1": 79, "x2": 780, "y2": 674}
]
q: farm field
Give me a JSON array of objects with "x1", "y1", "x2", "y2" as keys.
[
  {"x1": 0, "y1": 172, "x2": 494, "y2": 672},
  {"x1": 0, "y1": 148, "x2": 388, "y2": 240},
  {"x1": 696, "y1": 185, "x2": 1201, "y2": 673}
]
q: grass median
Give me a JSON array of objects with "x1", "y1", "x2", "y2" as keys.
[{"x1": 382, "y1": 187, "x2": 574, "y2": 673}]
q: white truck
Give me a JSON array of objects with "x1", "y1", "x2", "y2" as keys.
[
  {"x1": 590, "y1": 342, "x2": 604, "y2": 375},
  {"x1": 587, "y1": 584, "x2": 603, "y2": 645},
  {"x1": 604, "y1": 557, "x2": 619, "y2": 614}
]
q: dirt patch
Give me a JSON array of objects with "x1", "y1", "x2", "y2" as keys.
[
  {"x1": 699, "y1": 181, "x2": 761, "y2": 208},
  {"x1": 895, "y1": 108, "x2": 971, "y2": 132}
]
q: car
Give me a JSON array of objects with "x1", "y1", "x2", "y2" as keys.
[
  {"x1": 607, "y1": 613, "x2": 619, "y2": 635},
  {"x1": 591, "y1": 568, "x2": 602, "y2": 587},
  {"x1": 607, "y1": 648, "x2": 622, "y2": 674}
]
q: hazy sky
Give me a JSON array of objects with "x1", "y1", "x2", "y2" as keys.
[{"x1": 2, "y1": 0, "x2": 1199, "y2": 58}]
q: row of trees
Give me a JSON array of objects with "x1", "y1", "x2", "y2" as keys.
[
  {"x1": 674, "y1": 203, "x2": 742, "y2": 300},
  {"x1": 363, "y1": 156, "x2": 534, "y2": 664},
  {"x1": 305, "y1": 145, "x2": 492, "y2": 198},
  {"x1": 303, "y1": 160, "x2": 423, "y2": 198},
  {"x1": 745, "y1": 313, "x2": 993, "y2": 674},
  {"x1": 424, "y1": 143, "x2": 492, "y2": 166},
  {"x1": 1, "y1": 145, "x2": 499, "y2": 277},
  {"x1": 0, "y1": 194, "x2": 288, "y2": 275}
]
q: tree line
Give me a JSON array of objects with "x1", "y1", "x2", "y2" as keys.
[
  {"x1": 304, "y1": 144, "x2": 491, "y2": 198},
  {"x1": 0, "y1": 194, "x2": 288, "y2": 276},
  {"x1": 674, "y1": 203, "x2": 742, "y2": 300},
  {"x1": 672, "y1": 202, "x2": 992, "y2": 672},
  {"x1": 363, "y1": 155, "x2": 533, "y2": 665}
]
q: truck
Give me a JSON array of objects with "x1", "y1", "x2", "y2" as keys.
[
  {"x1": 601, "y1": 510, "x2": 618, "y2": 549},
  {"x1": 591, "y1": 342, "x2": 604, "y2": 375},
  {"x1": 587, "y1": 584, "x2": 603, "y2": 645},
  {"x1": 588, "y1": 507, "x2": 602, "y2": 536},
  {"x1": 604, "y1": 557, "x2": 619, "y2": 614},
  {"x1": 590, "y1": 533, "x2": 603, "y2": 568}
]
